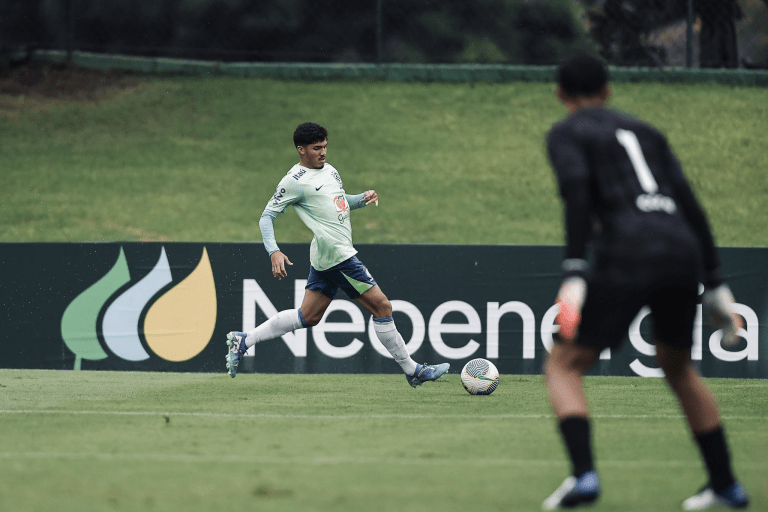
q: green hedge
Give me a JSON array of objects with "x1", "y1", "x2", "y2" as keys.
[{"x1": 35, "y1": 49, "x2": 768, "y2": 87}]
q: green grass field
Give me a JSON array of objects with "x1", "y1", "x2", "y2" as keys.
[
  {"x1": 1, "y1": 76, "x2": 767, "y2": 246},
  {"x1": 1, "y1": 74, "x2": 767, "y2": 511},
  {"x1": 0, "y1": 370, "x2": 765, "y2": 512}
]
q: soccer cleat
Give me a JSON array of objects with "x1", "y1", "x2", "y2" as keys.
[
  {"x1": 542, "y1": 470, "x2": 601, "y2": 510},
  {"x1": 406, "y1": 362, "x2": 450, "y2": 388},
  {"x1": 225, "y1": 331, "x2": 248, "y2": 378},
  {"x1": 682, "y1": 483, "x2": 749, "y2": 510}
]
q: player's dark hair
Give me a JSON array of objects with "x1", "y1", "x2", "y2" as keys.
[
  {"x1": 293, "y1": 122, "x2": 328, "y2": 147},
  {"x1": 557, "y1": 51, "x2": 608, "y2": 97}
]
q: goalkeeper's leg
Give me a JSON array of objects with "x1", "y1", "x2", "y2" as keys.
[
  {"x1": 543, "y1": 341, "x2": 601, "y2": 509},
  {"x1": 657, "y1": 344, "x2": 749, "y2": 509}
]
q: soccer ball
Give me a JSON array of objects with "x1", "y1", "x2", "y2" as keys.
[{"x1": 460, "y1": 358, "x2": 499, "y2": 395}]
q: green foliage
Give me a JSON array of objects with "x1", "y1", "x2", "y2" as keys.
[
  {"x1": 739, "y1": 0, "x2": 768, "y2": 66},
  {"x1": 383, "y1": 0, "x2": 591, "y2": 64},
  {"x1": 26, "y1": 0, "x2": 589, "y2": 64},
  {"x1": 0, "y1": 370, "x2": 765, "y2": 512}
]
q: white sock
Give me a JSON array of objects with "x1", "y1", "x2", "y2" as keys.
[
  {"x1": 373, "y1": 317, "x2": 418, "y2": 375},
  {"x1": 245, "y1": 309, "x2": 304, "y2": 348}
]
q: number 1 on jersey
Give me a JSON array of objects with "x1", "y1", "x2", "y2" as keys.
[{"x1": 616, "y1": 128, "x2": 658, "y2": 194}]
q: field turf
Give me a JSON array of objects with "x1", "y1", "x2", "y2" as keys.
[
  {"x1": 1, "y1": 70, "x2": 766, "y2": 511},
  {"x1": 0, "y1": 370, "x2": 765, "y2": 512}
]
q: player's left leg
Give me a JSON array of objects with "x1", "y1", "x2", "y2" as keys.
[
  {"x1": 656, "y1": 345, "x2": 749, "y2": 510},
  {"x1": 354, "y1": 284, "x2": 449, "y2": 387},
  {"x1": 651, "y1": 277, "x2": 749, "y2": 510}
]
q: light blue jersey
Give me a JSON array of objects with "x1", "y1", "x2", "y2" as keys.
[{"x1": 264, "y1": 163, "x2": 361, "y2": 271}]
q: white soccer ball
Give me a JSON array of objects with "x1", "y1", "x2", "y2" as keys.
[{"x1": 460, "y1": 358, "x2": 499, "y2": 395}]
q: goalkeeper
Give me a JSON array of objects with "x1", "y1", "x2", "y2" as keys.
[
  {"x1": 224, "y1": 122, "x2": 449, "y2": 388},
  {"x1": 541, "y1": 52, "x2": 748, "y2": 510}
]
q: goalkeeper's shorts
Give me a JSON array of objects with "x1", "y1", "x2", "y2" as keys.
[{"x1": 576, "y1": 270, "x2": 698, "y2": 351}]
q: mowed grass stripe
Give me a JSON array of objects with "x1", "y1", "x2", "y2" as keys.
[
  {"x1": 1, "y1": 409, "x2": 765, "y2": 420},
  {"x1": 1, "y1": 451, "x2": 764, "y2": 470}
]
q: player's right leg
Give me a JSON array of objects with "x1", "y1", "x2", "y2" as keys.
[
  {"x1": 543, "y1": 341, "x2": 601, "y2": 509},
  {"x1": 226, "y1": 290, "x2": 331, "y2": 378},
  {"x1": 652, "y1": 281, "x2": 749, "y2": 510},
  {"x1": 656, "y1": 345, "x2": 749, "y2": 510},
  {"x1": 542, "y1": 275, "x2": 634, "y2": 509}
]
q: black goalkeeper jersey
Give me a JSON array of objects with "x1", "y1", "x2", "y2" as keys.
[{"x1": 546, "y1": 106, "x2": 722, "y2": 287}]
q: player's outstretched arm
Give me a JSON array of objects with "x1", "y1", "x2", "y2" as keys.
[
  {"x1": 270, "y1": 251, "x2": 293, "y2": 280},
  {"x1": 363, "y1": 189, "x2": 378, "y2": 206},
  {"x1": 346, "y1": 190, "x2": 379, "y2": 210}
]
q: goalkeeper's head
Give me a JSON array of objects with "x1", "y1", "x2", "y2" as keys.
[{"x1": 556, "y1": 51, "x2": 610, "y2": 111}]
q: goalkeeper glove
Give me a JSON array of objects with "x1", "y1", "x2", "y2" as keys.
[
  {"x1": 702, "y1": 283, "x2": 742, "y2": 347},
  {"x1": 555, "y1": 276, "x2": 587, "y2": 342}
]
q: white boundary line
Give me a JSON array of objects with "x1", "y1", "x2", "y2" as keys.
[
  {"x1": 0, "y1": 409, "x2": 765, "y2": 420},
  {"x1": 0, "y1": 451, "x2": 764, "y2": 470}
]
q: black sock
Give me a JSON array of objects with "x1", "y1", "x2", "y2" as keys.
[
  {"x1": 559, "y1": 416, "x2": 594, "y2": 477},
  {"x1": 694, "y1": 426, "x2": 736, "y2": 493}
]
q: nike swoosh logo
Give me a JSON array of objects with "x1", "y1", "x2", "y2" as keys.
[{"x1": 315, "y1": 185, "x2": 324, "y2": 191}]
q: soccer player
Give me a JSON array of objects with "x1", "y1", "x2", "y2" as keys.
[
  {"x1": 541, "y1": 52, "x2": 749, "y2": 510},
  {"x1": 225, "y1": 122, "x2": 449, "y2": 387}
]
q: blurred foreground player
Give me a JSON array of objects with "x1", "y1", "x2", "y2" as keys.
[
  {"x1": 541, "y1": 51, "x2": 749, "y2": 510},
  {"x1": 224, "y1": 122, "x2": 449, "y2": 388}
]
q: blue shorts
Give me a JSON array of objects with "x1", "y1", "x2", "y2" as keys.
[{"x1": 306, "y1": 256, "x2": 377, "y2": 299}]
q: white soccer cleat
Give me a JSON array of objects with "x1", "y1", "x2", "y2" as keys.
[
  {"x1": 225, "y1": 331, "x2": 248, "y2": 378},
  {"x1": 406, "y1": 362, "x2": 449, "y2": 388},
  {"x1": 542, "y1": 471, "x2": 600, "y2": 510},
  {"x1": 682, "y1": 483, "x2": 749, "y2": 510}
]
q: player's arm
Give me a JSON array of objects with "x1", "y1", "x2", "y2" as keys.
[
  {"x1": 259, "y1": 210, "x2": 293, "y2": 280},
  {"x1": 663, "y1": 141, "x2": 742, "y2": 344},
  {"x1": 664, "y1": 143, "x2": 721, "y2": 286},
  {"x1": 346, "y1": 190, "x2": 378, "y2": 210},
  {"x1": 261, "y1": 178, "x2": 301, "y2": 279},
  {"x1": 547, "y1": 126, "x2": 593, "y2": 341},
  {"x1": 547, "y1": 127, "x2": 593, "y2": 276}
]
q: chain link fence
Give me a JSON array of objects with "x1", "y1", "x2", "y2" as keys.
[{"x1": 1, "y1": 0, "x2": 767, "y2": 69}]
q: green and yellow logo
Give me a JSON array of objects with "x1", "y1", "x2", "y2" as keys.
[{"x1": 60, "y1": 246, "x2": 217, "y2": 370}]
